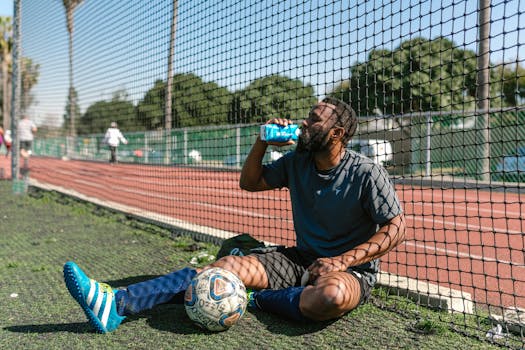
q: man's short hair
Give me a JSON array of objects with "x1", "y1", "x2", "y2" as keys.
[{"x1": 321, "y1": 96, "x2": 357, "y2": 144}]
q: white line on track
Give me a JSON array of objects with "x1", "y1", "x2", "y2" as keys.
[
  {"x1": 405, "y1": 200, "x2": 522, "y2": 219},
  {"x1": 406, "y1": 214, "x2": 523, "y2": 235},
  {"x1": 72, "y1": 178, "x2": 290, "y2": 221},
  {"x1": 403, "y1": 241, "x2": 523, "y2": 267}
]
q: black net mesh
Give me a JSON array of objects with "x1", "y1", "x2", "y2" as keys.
[{"x1": 1, "y1": 0, "x2": 523, "y2": 347}]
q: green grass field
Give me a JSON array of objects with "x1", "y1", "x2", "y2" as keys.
[{"x1": 0, "y1": 181, "x2": 510, "y2": 349}]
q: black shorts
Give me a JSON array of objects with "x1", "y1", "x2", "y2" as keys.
[
  {"x1": 251, "y1": 246, "x2": 374, "y2": 305},
  {"x1": 20, "y1": 140, "x2": 32, "y2": 151}
]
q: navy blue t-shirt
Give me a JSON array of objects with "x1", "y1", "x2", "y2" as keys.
[{"x1": 262, "y1": 149, "x2": 403, "y2": 272}]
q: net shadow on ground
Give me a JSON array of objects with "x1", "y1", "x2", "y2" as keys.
[{"x1": 0, "y1": 182, "x2": 514, "y2": 350}]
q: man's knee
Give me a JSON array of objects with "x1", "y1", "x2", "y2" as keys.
[
  {"x1": 212, "y1": 255, "x2": 239, "y2": 270},
  {"x1": 210, "y1": 255, "x2": 268, "y2": 289},
  {"x1": 300, "y1": 276, "x2": 361, "y2": 320}
]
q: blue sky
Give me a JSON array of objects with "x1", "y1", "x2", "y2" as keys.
[
  {"x1": 0, "y1": 2, "x2": 12, "y2": 17},
  {"x1": 7, "y1": 1, "x2": 525, "y2": 126}
]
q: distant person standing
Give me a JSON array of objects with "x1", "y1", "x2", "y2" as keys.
[
  {"x1": 103, "y1": 122, "x2": 128, "y2": 164},
  {"x1": 19, "y1": 115, "x2": 37, "y2": 159},
  {"x1": 4, "y1": 129, "x2": 12, "y2": 157}
]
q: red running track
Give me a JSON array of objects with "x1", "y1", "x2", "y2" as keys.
[{"x1": 1, "y1": 156, "x2": 524, "y2": 310}]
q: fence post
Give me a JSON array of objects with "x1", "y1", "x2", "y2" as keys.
[
  {"x1": 10, "y1": 0, "x2": 21, "y2": 189},
  {"x1": 476, "y1": 0, "x2": 491, "y2": 181},
  {"x1": 236, "y1": 126, "x2": 241, "y2": 167},
  {"x1": 183, "y1": 129, "x2": 188, "y2": 164},
  {"x1": 425, "y1": 112, "x2": 432, "y2": 177}
]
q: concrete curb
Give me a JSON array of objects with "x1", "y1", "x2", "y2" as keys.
[{"x1": 377, "y1": 272, "x2": 473, "y2": 314}]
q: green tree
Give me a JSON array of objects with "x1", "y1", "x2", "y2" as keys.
[
  {"x1": 330, "y1": 37, "x2": 479, "y2": 115},
  {"x1": 0, "y1": 17, "x2": 39, "y2": 127},
  {"x1": 79, "y1": 90, "x2": 136, "y2": 135},
  {"x1": 492, "y1": 62, "x2": 525, "y2": 107},
  {"x1": 137, "y1": 73, "x2": 232, "y2": 129},
  {"x1": 136, "y1": 79, "x2": 165, "y2": 130},
  {"x1": 488, "y1": 62, "x2": 525, "y2": 127},
  {"x1": 230, "y1": 74, "x2": 316, "y2": 123}
]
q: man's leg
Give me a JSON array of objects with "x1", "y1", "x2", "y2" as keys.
[
  {"x1": 299, "y1": 271, "x2": 363, "y2": 320},
  {"x1": 109, "y1": 146, "x2": 116, "y2": 163},
  {"x1": 63, "y1": 261, "x2": 196, "y2": 333},
  {"x1": 63, "y1": 255, "x2": 268, "y2": 333},
  {"x1": 211, "y1": 255, "x2": 270, "y2": 290},
  {"x1": 115, "y1": 267, "x2": 196, "y2": 315},
  {"x1": 115, "y1": 255, "x2": 269, "y2": 316},
  {"x1": 20, "y1": 142, "x2": 28, "y2": 159},
  {"x1": 251, "y1": 271, "x2": 364, "y2": 322},
  {"x1": 250, "y1": 286, "x2": 307, "y2": 321}
]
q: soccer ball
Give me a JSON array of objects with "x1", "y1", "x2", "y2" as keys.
[{"x1": 184, "y1": 267, "x2": 247, "y2": 331}]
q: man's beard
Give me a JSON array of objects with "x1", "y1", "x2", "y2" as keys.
[{"x1": 296, "y1": 129, "x2": 330, "y2": 153}]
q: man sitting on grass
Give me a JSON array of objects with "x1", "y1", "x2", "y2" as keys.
[{"x1": 63, "y1": 97, "x2": 405, "y2": 333}]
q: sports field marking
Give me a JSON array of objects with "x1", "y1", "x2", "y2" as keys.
[
  {"x1": 407, "y1": 214, "x2": 523, "y2": 235},
  {"x1": 71, "y1": 178, "x2": 291, "y2": 220},
  {"x1": 54, "y1": 168, "x2": 287, "y2": 201},
  {"x1": 404, "y1": 241, "x2": 523, "y2": 268},
  {"x1": 412, "y1": 199, "x2": 522, "y2": 219}
]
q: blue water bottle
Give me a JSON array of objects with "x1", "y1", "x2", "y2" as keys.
[{"x1": 260, "y1": 124, "x2": 300, "y2": 143}]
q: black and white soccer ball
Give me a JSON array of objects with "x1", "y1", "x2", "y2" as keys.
[{"x1": 184, "y1": 267, "x2": 247, "y2": 331}]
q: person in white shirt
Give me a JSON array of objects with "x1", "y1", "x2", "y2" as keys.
[
  {"x1": 103, "y1": 122, "x2": 128, "y2": 164},
  {"x1": 19, "y1": 115, "x2": 37, "y2": 159}
]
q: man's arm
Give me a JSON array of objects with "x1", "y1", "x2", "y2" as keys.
[
  {"x1": 240, "y1": 118, "x2": 296, "y2": 192},
  {"x1": 307, "y1": 214, "x2": 406, "y2": 278},
  {"x1": 340, "y1": 213, "x2": 406, "y2": 267},
  {"x1": 103, "y1": 129, "x2": 110, "y2": 144},
  {"x1": 239, "y1": 136, "x2": 272, "y2": 192},
  {"x1": 119, "y1": 131, "x2": 128, "y2": 144}
]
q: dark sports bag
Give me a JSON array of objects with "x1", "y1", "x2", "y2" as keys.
[{"x1": 216, "y1": 233, "x2": 267, "y2": 259}]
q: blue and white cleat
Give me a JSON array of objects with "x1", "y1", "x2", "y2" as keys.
[{"x1": 63, "y1": 261, "x2": 125, "y2": 333}]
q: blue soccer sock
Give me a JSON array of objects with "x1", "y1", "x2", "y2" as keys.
[
  {"x1": 115, "y1": 267, "x2": 196, "y2": 316},
  {"x1": 251, "y1": 286, "x2": 309, "y2": 322}
]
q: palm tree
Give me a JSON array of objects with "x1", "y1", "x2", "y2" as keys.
[
  {"x1": 20, "y1": 57, "x2": 40, "y2": 113},
  {"x1": 62, "y1": 0, "x2": 83, "y2": 137},
  {"x1": 0, "y1": 16, "x2": 13, "y2": 131}
]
